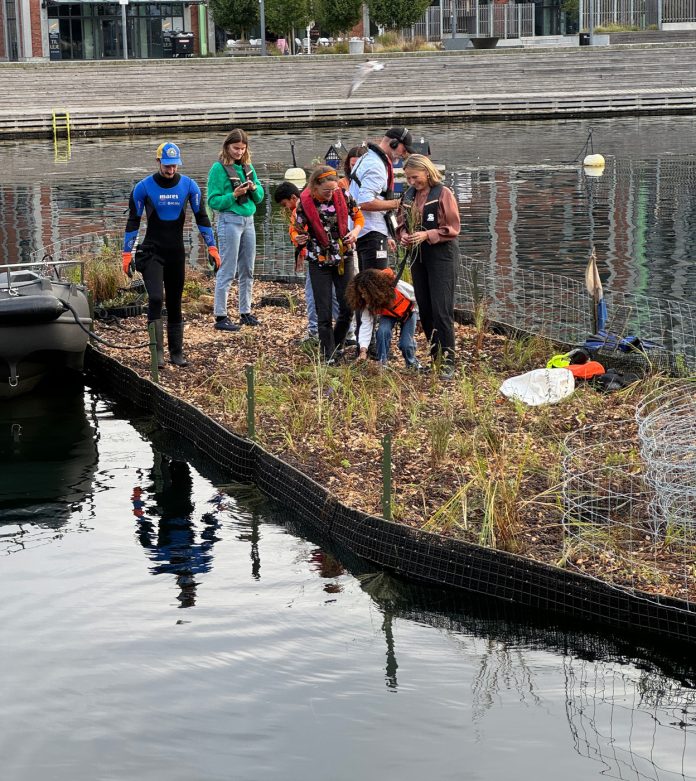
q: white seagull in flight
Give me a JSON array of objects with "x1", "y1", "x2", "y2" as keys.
[{"x1": 347, "y1": 60, "x2": 385, "y2": 98}]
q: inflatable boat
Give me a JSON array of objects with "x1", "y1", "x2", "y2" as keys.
[{"x1": 0, "y1": 262, "x2": 92, "y2": 398}]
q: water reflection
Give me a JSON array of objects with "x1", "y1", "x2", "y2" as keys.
[
  {"x1": 3, "y1": 116, "x2": 696, "y2": 303},
  {"x1": 0, "y1": 378, "x2": 97, "y2": 553},
  {"x1": 308, "y1": 548, "x2": 345, "y2": 594},
  {"x1": 132, "y1": 450, "x2": 221, "y2": 608},
  {"x1": 2, "y1": 390, "x2": 696, "y2": 779},
  {"x1": 352, "y1": 563, "x2": 696, "y2": 780}
]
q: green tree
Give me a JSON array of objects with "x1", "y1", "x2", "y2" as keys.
[
  {"x1": 315, "y1": 0, "x2": 363, "y2": 36},
  {"x1": 367, "y1": 0, "x2": 430, "y2": 28},
  {"x1": 209, "y1": 0, "x2": 258, "y2": 38},
  {"x1": 266, "y1": 0, "x2": 312, "y2": 36}
]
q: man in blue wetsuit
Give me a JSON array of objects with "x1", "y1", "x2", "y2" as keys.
[{"x1": 122, "y1": 141, "x2": 220, "y2": 368}]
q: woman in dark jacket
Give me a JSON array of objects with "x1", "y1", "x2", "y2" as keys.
[{"x1": 397, "y1": 154, "x2": 460, "y2": 380}]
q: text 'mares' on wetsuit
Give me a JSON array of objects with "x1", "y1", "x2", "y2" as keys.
[
  {"x1": 123, "y1": 171, "x2": 216, "y2": 325},
  {"x1": 124, "y1": 170, "x2": 215, "y2": 256}
]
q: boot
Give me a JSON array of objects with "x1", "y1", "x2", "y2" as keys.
[
  {"x1": 150, "y1": 319, "x2": 165, "y2": 369},
  {"x1": 167, "y1": 321, "x2": 189, "y2": 367}
]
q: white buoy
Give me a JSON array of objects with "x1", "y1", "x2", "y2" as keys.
[
  {"x1": 284, "y1": 140, "x2": 306, "y2": 183},
  {"x1": 283, "y1": 167, "x2": 306, "y2": 183},
  {"x1": 583, "y1": 165, "x2": 605, "y2": 178},
  {"x1": 583, "y1": 153, "x2": 605, "y2": 168}
]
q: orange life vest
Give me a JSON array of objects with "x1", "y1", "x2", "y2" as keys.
[{"x1": 378, "y1": 268, "x2": 415, "y2": 323}]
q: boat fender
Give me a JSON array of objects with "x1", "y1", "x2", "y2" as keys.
[{"x1": 0, "y1": 294, "x2": 65, "y2": 325}]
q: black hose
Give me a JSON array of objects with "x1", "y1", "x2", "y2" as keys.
[{"x1": 61, "y1": 300, "x2": 151, "y2": 350}]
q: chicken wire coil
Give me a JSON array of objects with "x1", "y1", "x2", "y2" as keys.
[
  {"x1": 563, "y1": 421, "x2": 652, "y2": 549},
  {"x1": 636, "y1": 380, "x2": 696, "y2": 531},
  {"x1": 562, "y1": 419, "x2": 696, "y2": 603}
]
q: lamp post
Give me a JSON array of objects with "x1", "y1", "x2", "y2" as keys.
[
  {"x1": 588, "y1": 0, "x2": 594, "y2": 44},
  {"x1": 259, "y1": 0, "x2": 267, "y2": 55},
  {"x1": 119, "y1": 0, "x2": 128, "y2": 59}
]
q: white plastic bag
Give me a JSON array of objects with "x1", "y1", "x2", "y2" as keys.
[{"x1": 499, "y1": 368, "x2": 575, "y2": 406}]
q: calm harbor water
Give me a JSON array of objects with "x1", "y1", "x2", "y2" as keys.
[
  {"x1": 3, "y1": 116, "x2": 696, "y2": 778},
  {"x1": 1, "y1": 114, "x2": 696, "y2": 300},
  {"x1": 1, "y1": 384, "x2": 696, "y2": 780}
]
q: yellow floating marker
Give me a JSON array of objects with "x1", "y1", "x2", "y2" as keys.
[{"x1": 583, "y1": 153, "x2": 605, "y2": 168}]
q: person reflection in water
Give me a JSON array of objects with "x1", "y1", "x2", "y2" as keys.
[
  {"x1": 131, "y1": 451, "x2": 221, "y2": 608},
  {"x1": 308, "y1": 548, "x2": 345, "y2": 594}
]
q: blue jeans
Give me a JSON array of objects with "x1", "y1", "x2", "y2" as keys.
[
  {"x1": 304, "y1": 272, "x2": 353, "y2": 338},
  {"x1": 214, "y1": 212, "x2": 256, "y2": 317},
  {"x1": 376, "y1": 313, "x2": 417, "y2": 366}
]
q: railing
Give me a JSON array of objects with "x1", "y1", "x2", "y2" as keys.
[
  {"x1": 581, "y1": 0, "x2": 696, "y2": 29},
  {"x1": 662, "y1": 0, "x2": 696, "y2": 22},
  {"x1": 1, "y1": 258, "x2": 85, "y2": 290},
  {"x1": 581, "y1": 0, "x2": 651, "y2": 29},
  {"x1": 402, "y1": 0, "x2": 536, "y2": 41}
]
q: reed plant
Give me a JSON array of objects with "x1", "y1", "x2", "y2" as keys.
[
  {"x1": 429, "y1": 415, "x2": 453, "y2": 464},
  {"x1": 501, "y1": 334, "x2": 555, "y2": 372},
  {"x1": 83, "y1": 252, "x2": 123, "y2": 304}
]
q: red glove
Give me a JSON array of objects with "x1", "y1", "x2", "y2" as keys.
[
  {"x1": 122, "y1": 251, "x2": 134, "y2": 278},
  {"x1": 208, "y1": 247, "x2": 221, "y2": 273}
]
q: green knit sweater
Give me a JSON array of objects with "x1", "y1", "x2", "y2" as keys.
[{"x1": 207, "y1": 160, "x2": 264, "y2": 216}]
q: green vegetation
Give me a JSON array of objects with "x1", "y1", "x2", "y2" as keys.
[
  {"x1": 594, "y1": 22, "x2": 641, "y2": 32},
  {"x1": 367, "y1": 0, "x2": 432, "y2": 28}
]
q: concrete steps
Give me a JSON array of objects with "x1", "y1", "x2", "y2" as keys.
[{"x1": 1, "y1": 45, "x2": 695, "y2": 137}]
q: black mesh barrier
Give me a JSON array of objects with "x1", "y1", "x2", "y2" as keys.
[{"x1": 85, "y1": 346, "x2": 696, "y2": 648}]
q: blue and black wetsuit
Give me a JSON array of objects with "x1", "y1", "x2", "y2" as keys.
[{"x1": 123, "y1": 172, "x2": 215, "y2": 324}]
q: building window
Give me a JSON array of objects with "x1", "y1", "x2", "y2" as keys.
[{"x1": 47, "y1": 2, "x2": 185, "y2": 59}]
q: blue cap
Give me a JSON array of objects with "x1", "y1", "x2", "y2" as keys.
[{"x1": 156, "y1": 141, "x2": 182, "y2": 166}]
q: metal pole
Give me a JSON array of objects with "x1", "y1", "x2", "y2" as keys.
[
  {"x1": 246, "y1": 364, "x2": 256, "y2": 440},
  {"x1": 259, "y1": 0, "x2": 267, "y2": 55},
  {"x1": 198, "y1": 4, "x2": 208, "y2": 55},
  {"x1": 120, "y1": 0, "x2": 128, "y2": 59},
  {"x1": 451, "y1": 0, "x2": 456, "y2": 38},
  {"x1": 588, "y1": 0, "x2": 594, "y2": 44},
  {"x1": 579, "y1": 0, "x2": 583, "y2": 35},
  {"x1": 147, "y1": 322, "x2": 159, "y2": 383},
  {"x1": 382, "y1": 433, "x2": 392, "y2": 521}
]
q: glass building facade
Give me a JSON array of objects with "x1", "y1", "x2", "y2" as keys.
[{"x1": 46, "y1": 2, "x2": 186, "y2": 60}]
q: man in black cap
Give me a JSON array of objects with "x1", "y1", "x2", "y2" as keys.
[
  {"x1": 348, "y1": 126, "x2": 415, "y2": 273},
  {"x1": 347, "y1": 127, "x2": 415, "y2": 357}
]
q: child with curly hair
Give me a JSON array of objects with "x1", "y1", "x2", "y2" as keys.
[{"x1": 345, "y1": 267, "x2": 420, "y2": 369}]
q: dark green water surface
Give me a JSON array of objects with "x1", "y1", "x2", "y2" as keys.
[{"x1": 1, "y1": 385, "x2": 695, "y2": 780}]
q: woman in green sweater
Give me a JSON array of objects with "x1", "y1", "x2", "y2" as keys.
[{"x1": 207, "y1": 128, "x2": 265, "y2": 331}]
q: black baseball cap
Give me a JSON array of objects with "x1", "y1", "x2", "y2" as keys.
[{"x1": 385, "y1": 127, "x2": 416, "y2": 154}]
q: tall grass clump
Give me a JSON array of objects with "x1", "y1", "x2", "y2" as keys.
[{"x1": 84, "y1": 253, "x2": 123, "y2": 304}]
